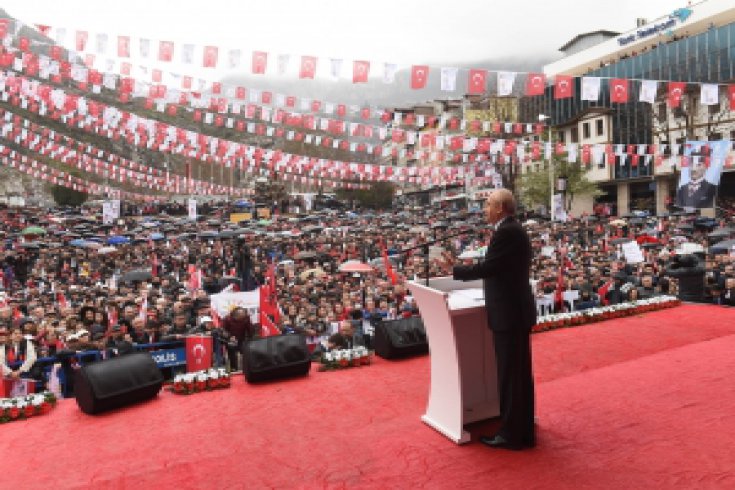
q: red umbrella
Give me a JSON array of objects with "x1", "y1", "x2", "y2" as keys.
[{"x1": 338, "y1": 261, "x2": 374, "y2": 273}]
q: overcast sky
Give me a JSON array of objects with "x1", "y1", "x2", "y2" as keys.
[{"x1": 5, "y1": 0, "x2": 681, "y2": 65}]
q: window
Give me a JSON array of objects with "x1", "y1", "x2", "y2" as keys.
[
  {"x1": 596, "y1": 119, "x2": 604, "y2": 136},
  {"x1": 570, "y1": 127, "x2": 579, "y2": 143},
  {"x1": 730, "y1": 130, "x2": 735, "y2": 141},
  {"x1": 657, "y1": 104, "x2": 667, "y2": 122},
  {"x1": 558, "y1": 131, "x2": 565, "y2": 144},
  {"x1": 708, "y1": 103, "x2": 721, "y2": 115},
  {"x1": 709, "y1": 132, "x2": 722, "y2": 141},
  {"x1": 583, "y1": 122, "x2": 590, "y2": 139}
]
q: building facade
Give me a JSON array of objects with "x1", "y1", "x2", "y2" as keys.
[{"x1": 533, "y1": 0, "x2": 735, "y2": 216}]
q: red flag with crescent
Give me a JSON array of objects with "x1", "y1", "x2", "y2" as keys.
[
  {"x1": 410, "y1": 65, "x2": 429, "y2": 89},
  {"x1": 610, "y1": 78, "x2": 629, "y2": 103}
]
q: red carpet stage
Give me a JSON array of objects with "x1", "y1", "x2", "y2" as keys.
[{"x1": 5, "y1": 304, "x2": 735, "y2": 489}]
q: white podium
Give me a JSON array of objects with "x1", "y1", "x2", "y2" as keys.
[{"x1": 408, "y1": 277, "x2": 499, "y2": 444}]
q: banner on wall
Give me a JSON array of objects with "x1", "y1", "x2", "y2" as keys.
[
  {"x1": 675, "y1": 140, "x2": 729, "y2": 209},
  {"x1": 188, "y1": 198, "x2": 197, "y2": 220},
  {"x1": 102, "y1": 200, "x2": 115, "y2": 224},
  {"x1": 552, "y1": 193, "x2": 567, "y2": 222}
]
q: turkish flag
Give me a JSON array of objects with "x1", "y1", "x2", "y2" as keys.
[
  {"x1": 467, "y1": 69, "x2": 487, "y2": 95},
  {"x1": 554, "y1": 75, "x2": 573, "y2": 99},
  {"x1": 152, "y1": 69, "x2": 162, "y2": 83},
  {"x1": 75, "y1": 31, "x2": 88, "y2": 51},
  {"x1": 117, "y1": 36, "x2": 130, "y2": 57},
  {"x1": 182, "y1": 76, "x2": 192, "y2": 89},
  {"x1": 262, "y1": 91, "x2": 272, "y2": 104},
  {"x1": 610, "y1": 78, "x2": 629, "y2": 103},
  {"x1": 158, "y1": 41, "x2": 174, "y2": 62},
  {"x1": 203, "y1": 46, "x2": 218, "y2": 68},
  {"x1": 525, "y1": 73, "x2": 546, "y2": 96},
  {"x1": 728, "y1": 85, "x2": 735, "y2": 111},
  {"x1": 353, "y1": 60, "x2": 369, "y2": 83},
  {"x1": 410, "y1": 65, "x2": 429, "y2": 89},
  {"x1": 668, "y1": 82, "x2": 686, "y2": 108},
  {"x1": 286, "y1": 96, "x2": 296, "y2": 107},
  {"x1": 120, "y1": 62, "x2": 131, "y2": 75},
  {"x1": 19, "y1": 37, "x2": 30, "y2": 52},
  {"x1": 212, "y1": 82, "x2": 221, "y2": 94},
  {"x1": 300, "y1": 56, "x2": 317, "y2": 78},
  {"x1": 236, "y1": 86, "x2": 246, "y2": 99},
  {"x1": 252, "y1": 51, "x2": 267, "y2": 74},
  {"x1": 337, "y1": 104, "x2": 346, "y2": 117},
  {"x1": 49, "y1": 45, "x2": 62, "y2": 61}
]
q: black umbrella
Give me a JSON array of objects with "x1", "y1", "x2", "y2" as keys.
[
  {"x1": 708, "y1": 227, "x2": 734, "y2": 238},
  {"x1": 121, "y1": 270, "x2": 153, "y2": 283},
  {"x1": 710, "y1": 239, "x2": 735, "y2": 254},
  {"x1": 218, "y1": 229, "x2": 241, "y2": 239},
  {"x1": 610, "y1": 238, "x2": 633, "y2": 245}
]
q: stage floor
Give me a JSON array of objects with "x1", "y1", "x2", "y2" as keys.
[{"x1": 5, "y1": 304, "x2": 735, "y2": 489}]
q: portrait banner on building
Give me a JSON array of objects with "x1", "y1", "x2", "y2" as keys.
[
  {"x1": 675, "y1": 140, "x2": 729, "y2": 209},
  {"x1": 102, "y1": 200, "x2": 115, "y2": 224}
]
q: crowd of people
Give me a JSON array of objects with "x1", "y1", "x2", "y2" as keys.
[{"x1": 0, "y1": 198, "x2": 733, "y2": 397}]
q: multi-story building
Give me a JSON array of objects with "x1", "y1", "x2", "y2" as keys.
[{"x1": 534, "y1": 0, "x2": 735, "y2": 216}]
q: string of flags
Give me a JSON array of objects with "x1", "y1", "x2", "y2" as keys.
[
  {"x1": 7, "y1": 22, "x2": 734, "y2": 110},
  {"x1": 0, "y1": 42, "x2": 544, "y2": 137}
]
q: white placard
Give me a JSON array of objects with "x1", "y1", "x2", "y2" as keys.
[
  {"x1": 102, "y1": 201, "x2": 114, "y2": 224},
  {"x1": 621, "y1": 241, "x2": 644, "y2": 264},
  {"x1": 188, "y1": 198, "x2": 198, "y2": 221}
]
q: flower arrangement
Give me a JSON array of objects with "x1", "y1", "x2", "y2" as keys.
[
  {"x1": 0, "y1": 391, "x2": 57, "y2": 423},
  {"x1": 171, "y1": 369, "x2": 231, "y2": 395},
  {"x1": 532, "y1": 296, "x2": 682, "y2": 333},
  {"x1": 319, "y1": 347, "x2": 372, "y2": 371}
]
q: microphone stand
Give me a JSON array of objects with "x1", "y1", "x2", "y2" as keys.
[{"x1": 394, "y1": 226, "x2": 490, "y2": 286}]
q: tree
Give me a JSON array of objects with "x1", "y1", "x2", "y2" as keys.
[
  {"x1": 336, "y1": 181, "x2": 396, "y2": 210},
  {"x1": 51, "y1": 185, "x2": 88, "y2": 206},
  {"x1": 518, "y1": 155, "x2": 602, "y2": 213}
]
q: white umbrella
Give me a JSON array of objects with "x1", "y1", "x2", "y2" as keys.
[{"x1": 97, "y1": 246, "x2": 118, "y2": 255}]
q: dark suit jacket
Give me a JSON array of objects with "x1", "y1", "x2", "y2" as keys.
[
  {"x1": 676, "y1": 180, "x2": 716, "y2": 208},
  {"x1": 453, "y1": 217, "x2": 536, "y2": 333}
]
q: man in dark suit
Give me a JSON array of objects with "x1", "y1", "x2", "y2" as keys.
[
  {"x1": 453, "y1": 189, "x2": 536, "y2": 450},
  {"x1": 676, "y1": 153, "x2": 716, "y2": 208}
]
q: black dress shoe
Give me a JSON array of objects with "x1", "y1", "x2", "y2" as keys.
[{"x1": 479, "y1": 435, "x2": 524, "y2": 451}]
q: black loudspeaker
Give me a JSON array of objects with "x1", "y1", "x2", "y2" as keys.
[
  {"x1": 242, "y1": 334, "x2": 311, "y2": 382},
  {"x1": 374, "y1": 316, "x2": 429, "y2": 359},
  {"x1": 74, "y1": 352, "x2": 164, "y2": 414}
]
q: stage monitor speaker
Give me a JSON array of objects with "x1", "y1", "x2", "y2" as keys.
[
  {"x1": 374, "y1": 316, "x2": 429, "y2": 359},
  {"x1": 74, "y1": 352, "x2": 164, "y2": 414},
  {"x1": 242, "y1": 334, "x2": 311, "y2": 382}
]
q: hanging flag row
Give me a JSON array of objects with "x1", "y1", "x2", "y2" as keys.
[
  {"x1": 0, "y1": 70, "x2": 546, "y2": 172},
  {"x1": 0, "y1": 109, "x2": 249, "y2": 195},
  {"x1": 0, "y1": 42, "x2": 544, "y2": 132},
  {"x1": 554, "y1": 76, "x2": 735, "y2": 108},
  {"x1": 16, "y1": 22, "x2": 735, "y2": 106},
  {"x1": 0, "y1": 146, "x2": 157, "y2": 201}
]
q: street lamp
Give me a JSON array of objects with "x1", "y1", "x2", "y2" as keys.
[{"x1": 538, "y1": 114, "x2": 553, "y2": 220}]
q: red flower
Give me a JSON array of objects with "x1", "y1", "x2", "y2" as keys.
[
  {"x1": 9, "y1": 407, "x2": 20, "y2": 419},
  {"x1": 24, "y1": 405, "x2": 35, "y2": 418},
  {"x1": 40, "y1": 402, "x2": 52, "y2": 414}
]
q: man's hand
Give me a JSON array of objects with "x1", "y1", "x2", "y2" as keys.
[{"x1": 10, "y1": 370, "x2": 21, "y2": 379}]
